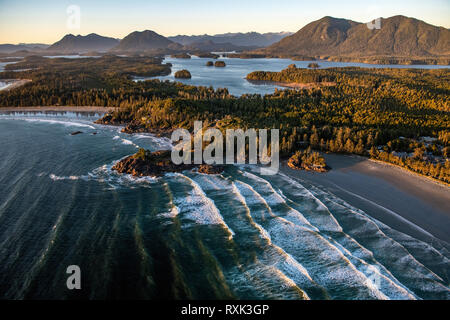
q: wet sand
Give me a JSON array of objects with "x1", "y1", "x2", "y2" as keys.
[{"x1": 281, "y1": 153, "x2": 450, "y2": 246}]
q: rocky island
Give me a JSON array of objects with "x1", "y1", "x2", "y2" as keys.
[
  {"x1": 171, "y1": 53, "x2": 191, "y2": 59},
  {"x1": 287, "y1": 148, "x2": 329, "y2": 172},
  {"x1": 214, "y1": 61, "x2": 226, "y2": 67},
  {"x1": 174, "y1": 69, "x2": 192, "y2": 79},
  {"x1": 112, "y1": 148, "x2": 224, "y2": 177}
]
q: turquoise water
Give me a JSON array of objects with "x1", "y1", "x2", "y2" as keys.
[
  {"x1": 0, "y1": 112, "x2": 449, "y2": 299},
  {"x1": 136, "y1": 56, "x2": 450, "y2": 96}
]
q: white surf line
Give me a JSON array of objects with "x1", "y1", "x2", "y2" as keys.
[
  {"x1": 241, "y1": 171, "x2": 319, "y2": 232},
  {"x1": 237, "y1": 176, "x2": 419, "y2": 299},
  {"x1": 133, "y1": 133, "x2": 173, "y2": 150},
  {"x1": 113, "y1": 135, "x2": 140, "y2": 148},
  {"x1": 285, "y1": 173, "x2": 449, "y2": 267},
  {"x1": 330, "y1": 184, "x2": 450, "y2": 261},
  {"x1": 229, "y1": 180, "x2": 324, "y2": 297},
  {"x1": 171, "y1": 173, "x2": 235, "y2": 240},
  {"x1": 233, "y1": 178, "x2": 390, "y2": 300},
  {"x1": 328, "y1": 182, "x2": 436, "y2": 240},
  {"x1": 275, "y1": 183, "x2": 419, "y2": 299},
  {"x1": 15, "y1": 117, "x2": 96, "y2": 129},
  {"x1": 157, "y1": 182, "x2": 179, "y2": 220},
  {"x1": 315, "y1": 186, "x2": 449, "y2": 288},
  {"x1": 191, "y1": 173, "x2": 315, "y2": 299},
  {"x1": 272, "y1": 176, "x2": 417, "y2": 290},
  {"x1": 277, "y1": 172, "x2": 344, "y2": 232}
]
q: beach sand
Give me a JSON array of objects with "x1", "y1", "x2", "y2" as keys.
[{"x1": 281, "y1": 153, "x2": 450, "y2": 247}]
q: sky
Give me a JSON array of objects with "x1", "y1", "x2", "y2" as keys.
[{"x1": 0, "y1": 0, "x2": 449, "y2": 44}]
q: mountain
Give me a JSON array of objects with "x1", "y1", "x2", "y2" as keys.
[
  {"x1": 0, "y1": 43, "x2": 49, "y2": 53},
  {"x1": 47, "y1": 33, "x2": 119, "y2": 53},
  {"x1": 262, "y1": 16, "x2": 450, "y2": 58},
  {"x1": 112, "y1": 30, "x2": 182, "y2": 52},
  {"x1": 183, "y1": 40, "x2": 258, "y2": 52},
  {"x1": 169, "y1": 32, "x2": 293, "y2": 48}
]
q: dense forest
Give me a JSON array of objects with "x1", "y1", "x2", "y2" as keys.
[{"x1": 0, "y1": 56, "x2": 449, "y2": 183}]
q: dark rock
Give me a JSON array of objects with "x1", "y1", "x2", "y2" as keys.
[
  {"x1": 214, "y1": 61, "x2": 226, "y2": 67},
  {"x1": 71, "y1": 131, "x2": 83, "y2": 136},
  {"x1": 174, "y1": 69, "x2": 192, "y2": 79},
  {"x1": 112, "y1": 149, "x2": 225, "y2": 177},
  {"x1": 121, "y1": 120, "x2": 146, "y2": 134},
  {"x1": 198, "y1": 164, "x2": 224, "y2": 174}
]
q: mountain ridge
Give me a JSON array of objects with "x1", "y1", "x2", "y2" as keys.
[
  {"x1": 46, "y1": 33, "x2": 120, "y2": 53},
  {"x1": 111, "y1": 30, "x2": 182, "y2": 52},
  {"x1": 261, "y1": 15, "x2": 450, "y2": 58}
]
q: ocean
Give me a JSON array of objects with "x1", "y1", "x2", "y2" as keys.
[
  {"x1": 0, "y1": 112, "x2": 449, "y2": 299},
  {"x1": 135, "y1": 55, "x2": 450, "y2": 96}
]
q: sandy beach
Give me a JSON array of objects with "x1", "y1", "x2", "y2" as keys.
[
  {"x1": 0, "y1": 79, "x2": 32, "y2": 92},
  {"x1": 0, "y1": 106, "x2": 116, "y2": 113},
  {"x1": 281, "y1": 153, "x2": 450, "y2": 246}
]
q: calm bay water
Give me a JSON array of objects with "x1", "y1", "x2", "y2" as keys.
[
  {"x1": 0, "y1": 113, "x2": 449, "y2": 299},
  {"x1": 136, "y1": 56, "x2": 450, "y2": 96}
]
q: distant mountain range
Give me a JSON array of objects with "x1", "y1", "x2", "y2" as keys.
[
  {"x1": 1, "y1": 16, "x2": 448, "y2": 64},
  {"x1": 0, "y1": 43, "x2": 49, "y2": 54},
  {"x1": 111, "y1": 30, "x2": 182, "y2": 52},
  {"x1": 261, "y1": 16, "x2": 450, "y2": 58},
  {"x1": 168, "y1": 32, "x2": 293, "y2": 48},
  {"x1": 46, "y1": 33, "x2": 120, "y2": 53}
]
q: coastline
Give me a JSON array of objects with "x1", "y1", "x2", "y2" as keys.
[
  {"x1": 0, "y1": 106, "x2": 117, "y2": 113},
  {"x1": 0, "y1": 79, "x2": 32, "y2": 91},
  {"x1": 246, "y1": 79, "x2": 336, "y2": 89},
  {"x1": 281, "y1": 153, "x2": 450, "y2": 246}
]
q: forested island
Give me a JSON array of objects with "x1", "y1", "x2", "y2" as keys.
[
  {"x1": 174, "y1": 70, "x2": 192, "y2": 79},
  {"x1": 288, "y1": 147, "x2": 328, "y2": 172},
  {"x1": 0, "y1": 55, "x2": 448, "y2": 183},
  {"x1": 171, "y1": 53, "x2": 191, "y2": 59},
  {"x1": 214, "y1": 61, "x2": 226, "y2": 67},
  {"x1": 112, "y1": 148, "x2": 223, "y2": 176}
]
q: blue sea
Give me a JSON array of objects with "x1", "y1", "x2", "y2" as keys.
[{"x1": 0, "y1": 112, "x2": 448, "y2": 299}]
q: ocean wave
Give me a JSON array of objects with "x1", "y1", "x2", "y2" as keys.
[
  {"x1": 113, "y1": 135, "x2": 139, "y2": 148},
  {"x1": 49, "y1": 160, "x2": 160, "y2": 189},
  {"x1": 49, "y1": 174, "x2": 82, "y2": 181},
  {"x1": 166, "y1": 173, "x2": 235, "y2": 239},
  {"x1": 21, "y1": 118, "x2": 96, "y2": 129},
  {"x1": 133, "y1": 134, "x2": 173, "y2": 150}
]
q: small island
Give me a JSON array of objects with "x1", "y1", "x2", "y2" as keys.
[
  {"x1": 171, "y1": 53, "x2": 191, "y2": 59},
  {"x1": 195, "y1": 52, "x2": 219, "y2": 59},
  {"x1": 287, "y1": 148, "x2": 328, "y2": 172},
  {"x1": 214, "y1": 61, "x2": 226, "y2": 67},
  {"x1": 112, "y1": 148, "x2": 224, "y2": 177},
  {"x1": 308, "y1": 62, "x2": 320, "y2": 69},
  {"x1": 206, "y1": 61, "x2": 214, "y2": 66},
  {"x1": 174, "y1": 69, "x2": 192, "y2": 79}
]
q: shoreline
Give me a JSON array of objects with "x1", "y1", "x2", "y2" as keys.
[
  {"x1": 0, "y1": 79, "x2": 32, "y2": 91},
  {"x1": 368, "y1": 158, "x2": 450, "y2": 188},
  {"x1": 281, "y1": 153, "x2": 450, "y2": 247},
  {"x1": 0, "y1": 106, "x2": 117, "y2": 113},
  {"x1": 246, "y1": 79, "x2": 336, "y2": 89}
]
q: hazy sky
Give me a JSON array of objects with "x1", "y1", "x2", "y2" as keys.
[{"x1": 0, "y1": 0, "x2": 449, "y2": 44}]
